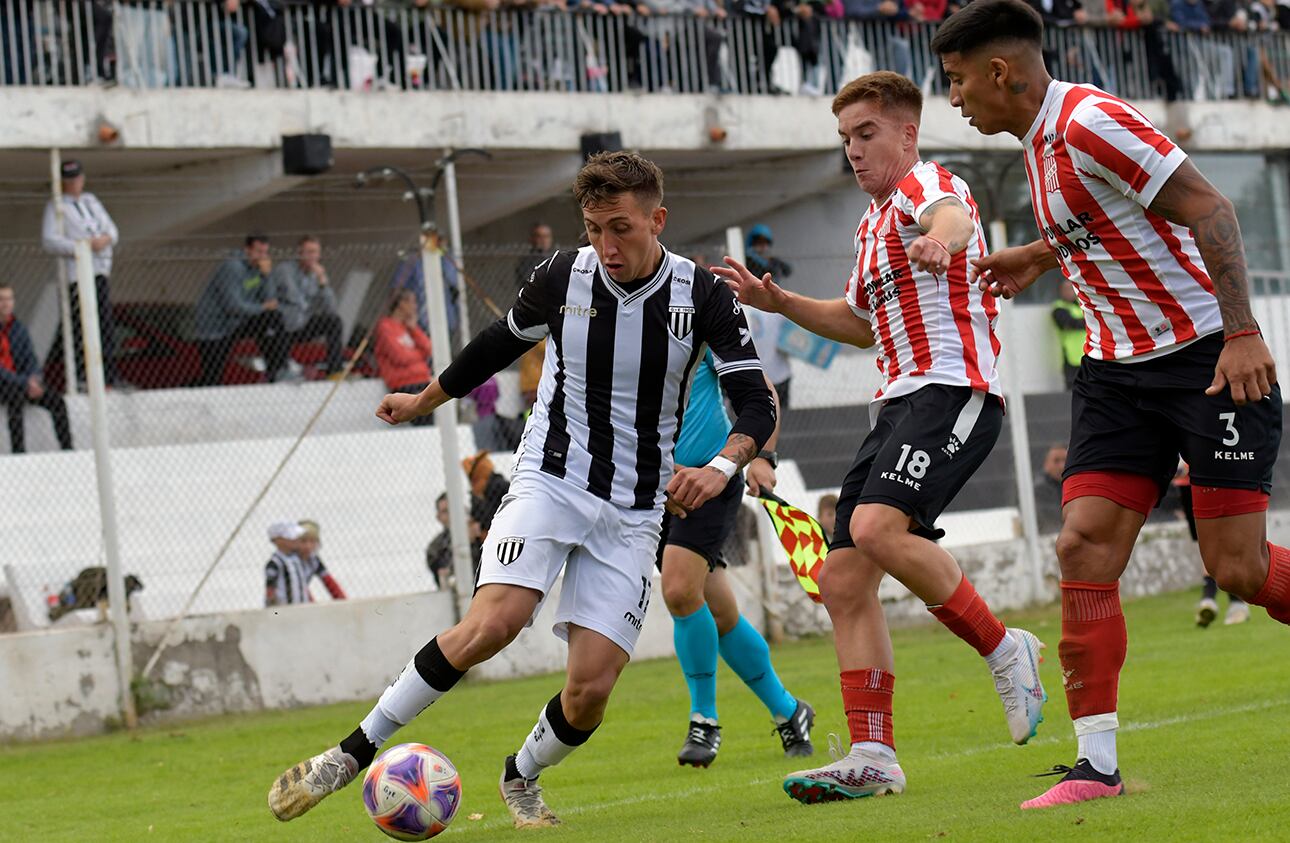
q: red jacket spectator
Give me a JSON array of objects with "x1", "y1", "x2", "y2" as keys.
[
  {"x1": 907, "y1": 0, "x2": 946, "y2": 21},
  {"x1": 375, "y1": 290, "x2": 432, "y2": 391}
]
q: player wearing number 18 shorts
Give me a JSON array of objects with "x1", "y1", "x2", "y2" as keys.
[
  {"x1": 716, "y1": 71, "x2": 1047, "y2": 805},
  {"x1": 935, "y1": 0, "x2": 1289, "y2": 809}
]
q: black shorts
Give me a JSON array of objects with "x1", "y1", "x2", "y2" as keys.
[
  {"x1": 656, "y1": 472, "x2": 744, "y2": 572},
  {"x1": 832, "y1": 385, "x2": 1003, "y2": 548},
  {"x1": 1065, "y1": 333, "x2": 1282, "y2": 501}
]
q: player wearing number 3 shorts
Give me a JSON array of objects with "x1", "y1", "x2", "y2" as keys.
[
  {"x1": 716, "y1": 71, "x2": 1048, "y2": 805},
  {"x1": 934, "y1": 0, "x2": 1288, "y2": 809}
]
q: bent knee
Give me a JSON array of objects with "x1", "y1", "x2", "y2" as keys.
[
  {"x1": 662, "y1": 580, "x2": 704, "y2": 618},
  {"x1": 1207, "y1": 551, "x2": 1268, "y2": 599},
  {"x1": 818, "y1": 557, "x2": 881, "y2": 611},
  {"x1": 1054, "y1": 524, "x2": 1131, "y2": 580}
]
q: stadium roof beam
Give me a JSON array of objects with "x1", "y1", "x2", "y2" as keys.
[{"x1": 118, "y1": 153, "x2": 306, "y2": 241}]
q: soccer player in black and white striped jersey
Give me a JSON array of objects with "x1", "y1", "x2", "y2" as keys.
[{"x1": 268, "y1": 152, "x2": 777, "y2": 830}]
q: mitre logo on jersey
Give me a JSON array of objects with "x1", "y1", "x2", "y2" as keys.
[
  {"x1": 669, "y1": 305, "x2": 695, "y2": 339},
  {"x1": 1043, "y1": 143, "x2": 1059, "y2": 194},
  {"x1": 496, "y1": 537, "x2": 525, "y2": 565},
  {"x1": 559, "y1": 304, "x2": 597, "y2": 318}
]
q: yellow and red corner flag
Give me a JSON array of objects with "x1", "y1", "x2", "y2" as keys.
[{"x1": 757, "y1": 493, "x2": 829, "y2": 604}]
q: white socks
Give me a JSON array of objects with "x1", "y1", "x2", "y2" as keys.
[
  {"x1": 360, "y1": 658, "x2": 448, "y2": 747},
  {"x1": 983, "y1": 629, "x2": 1019, "y2": 672},
  {"x1": 514, "y1": 694, "x2": 597, "y2": 780},
  {"x1": 854, "y1": 741, "x2": 897, "y2": 761},
  {"x1": 1074, "y1": 713, "x2": 1119, "y2": 775}
]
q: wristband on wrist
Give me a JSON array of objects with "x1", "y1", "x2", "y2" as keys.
[
  {"x1": 1224, "y1": 328, "x2": 1261, "y2": 342},
  {"x1": 705, "y1": 455, "x2": 738, "y2": 480}
]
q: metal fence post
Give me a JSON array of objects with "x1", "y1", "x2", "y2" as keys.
[
  {"x1": 421, "y1": 237, "x2": 474, "y2": 621},
  {"x1": 442, "y1": 154, "x2": 471, "y2": 345},
  {"x1": 989, "y1": 219, "x2": 1047, "y2": 604},
  {"x1": 74, "y1": 239, "x2": 138, "y2": 730}
]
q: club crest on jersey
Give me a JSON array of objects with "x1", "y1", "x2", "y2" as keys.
[
  {"x1": 1043, "y1": 144, "x2": 1059, "y2": 194},
  {"x1": 669, "y1": 306, "x2": 695, "y2": 339},
  {"x1": 496, "y1": 537, "x2": 525, "y2": 565}
]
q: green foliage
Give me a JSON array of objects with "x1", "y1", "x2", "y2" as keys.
[{"x1": 2, "y1": 589, "x2": 1287, "y2": 842}]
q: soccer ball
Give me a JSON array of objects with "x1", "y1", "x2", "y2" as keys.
[{"x1": 362, "y1": 743, "x2": 462, "y2": 841}]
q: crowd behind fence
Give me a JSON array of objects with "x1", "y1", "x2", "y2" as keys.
[
  {"x1": 4, "y1": 0, "x2": 1290, "y2": 101},
  {"x1": 3, "y1": 224, "x2": 1290, "y2": 638}
]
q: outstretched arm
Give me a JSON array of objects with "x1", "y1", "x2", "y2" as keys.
[
  {"x1": 713, "y1": 257, "x2": 875, "y2": 348},
  {"x1": 1149, "y1": 159, "x2": 1276, "y2": 404}
]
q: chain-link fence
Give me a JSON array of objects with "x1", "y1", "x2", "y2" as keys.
[{"x1": 4, "y1": 218, "x2": 1290, "y2": 642}]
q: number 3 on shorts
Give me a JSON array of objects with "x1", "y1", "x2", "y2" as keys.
[
  {"x1": 896, "y1": 443, "x2": 931, "y2": 478},
  {"x1": 1219, "y1": 411, "x2": 1240, "y2": 447}
]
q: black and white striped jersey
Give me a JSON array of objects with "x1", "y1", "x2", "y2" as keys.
[
  {"x1": 265, "y1": 551, "x2": 326, "y2": 605},
  {"x1": 508, "y1": 245, "x2": 765, "y2": 510}
]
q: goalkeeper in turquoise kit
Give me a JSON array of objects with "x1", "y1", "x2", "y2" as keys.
[{"x1": 659, "y1": 348, "x2": 814, "y2": 767}]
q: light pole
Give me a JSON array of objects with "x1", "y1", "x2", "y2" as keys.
[{"x1": 355, "y1": 149, "x2": 490, "y2": 621}]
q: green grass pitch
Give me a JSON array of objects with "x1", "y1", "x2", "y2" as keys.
[{"x1": 3, "y1": 588, "x2": 1288, "y2": 842}]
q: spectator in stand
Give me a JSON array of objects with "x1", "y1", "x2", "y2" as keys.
[
  {"x1": 271, "y1": 235, "x2": 345, "y2": 376},
  {"x1": 265, "y1": 520, "x2": 346, "y2": 606},
  {"x1": 425, "y1": 491, "x2": 485, "y2": 589},
  {"x1": 907, "y1": 0, "x2": 946, "y2": 21},
  {"x1": 742, "y1": 224, "x2": 795, "y2": 407},
  {"x1": 514, "y1": 222, "x2": 555, "y2": 287},
  {"x1": 297, "y1": 519, "x2": 347, "y2": 599},
  {"x1": 649, "y1": 0, "x2": 728, "y2": 92},
  {"x1": 0, "y1": 284, "x2": 72, "y2": 454},
  {"x1": 176, "y1": 0, "x2": 250, "y2": 86},
  {"x1": 1051, "y1": 280, "x2": 1084, "y2": 388},
  {"x1": 375, "y1": 290, "x2": 434, "y2": 425},
  {"x1": 462, "y1": 449, "x2": 511, "y2": 530},
  {"x1": 389, "y1": 232, "x2": 461, "y2": 336},
  {"x1": 194, "y1": 235, "x2": 288, "y2": 386},
  {"x1": 1107, "y1": 0, "x2": 1183, "y2": 100},
  {"x1": 731, "y1": 0, "x2": 825, "y2": 94},
  {"x1": 572, "y1": 0, "x2": 658, "y2": 89},
  {"x1": 816, "y1": 493, "x2": 838, "y2": 539},
  {"x1": 1033, "y1": 444, "x2": 1067, "y2": 534},
  {"x1": 41, "y1": 159, "x2": 123, "y2": 389},
  {"x1": 1172, "y1": 0, "x2": 1211, "y2": 28}
]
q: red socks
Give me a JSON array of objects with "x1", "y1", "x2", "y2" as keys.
[
  {"x1": 840, "y1": 668, "x2": 895, "y2": 749},
  {"x1": 1253, "y1": 542, "x2": 1290, "y2": 624},
  {"x1": 1058, "y1": 581, "x2": 1126, "y2": 720},
  {"x1": 929, "y1": 575, "x2": 1007, "y2": 657}
]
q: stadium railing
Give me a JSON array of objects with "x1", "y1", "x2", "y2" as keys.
[{"x1": 2, "y1": 0, "x2": 1289, "y2": 102}]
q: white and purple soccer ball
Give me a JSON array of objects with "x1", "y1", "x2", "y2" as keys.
[{"x1": 362, "y1": 743, "x2": 462, "y2": 841}]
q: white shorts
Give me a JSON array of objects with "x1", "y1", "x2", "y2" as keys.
[{"x1": 477, "y1": 469, "x2": 663, "y2": 657}]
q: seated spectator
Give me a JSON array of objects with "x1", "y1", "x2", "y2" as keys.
[
  {"x1": 744, "y1": 224, "x2": 795, "y2": 407},
  {"x1": 48, "y1": 568, "x2": 144, "y2": 623},
  {"x1": 297, "y1": 518, "x2": 347, "y2": 599},
  {"x1": 194, "y1": 235, "x2": 288, "y2": 386},
  {"x1": 0, "y1": 284, "x2": 72, "y2": 454},
  {"x1": 462, "y1": 449, "x2": 511, "y2": 530},
  {"x1": 389, "y1": 232, "x2": 461, "y2": 336},
  {"x1": 271, "y1": 235, "x2": 345, "y2": 376},
  {"x1": 375, "y1": 290, "x2": 434, "y2": 424},
  {"x1": 265, "y1": 520, "x2": 345, "y2": 606},
  {"x1": 425, "y1": 492, "x2": 484, "y2": 590},
  {"x1": 816, "y1": 493, "x2": 838, "y2": 539},
  {"x1": 514, "y1": 222, "x2": 555, "y2": 287},
  {"x1": 1034, "y1": 444, "x2": 1067, "y2": 534}
]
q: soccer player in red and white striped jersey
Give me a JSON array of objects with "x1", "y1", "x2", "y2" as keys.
[
  {"x1": 935, "y1": 0, "x2": 1289, "y2": 810},
  {"x1": 716, "y1": 72, "x2": 1047, "y2": 805}
]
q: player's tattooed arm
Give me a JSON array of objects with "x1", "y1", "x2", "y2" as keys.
[
  {"x1": 1150, "y1": 159, "x2": 1276, "y2": 404},
  {"x1": 918, "y1": 197, "x2": 976, "y2": 254},
  {"x1": 1149, "y1": 159, "x2": 1257, "y2": 335},
  {"x1": 911, "y1": 197, "x2": 976, "y2": 275},
  {"x1": 718, "y1": 433, "x2": 759, "y2": 471}
]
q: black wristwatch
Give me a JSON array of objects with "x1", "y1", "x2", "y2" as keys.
[{"x1": 756, "y1": 450, "x2": 779, "y2": 468}]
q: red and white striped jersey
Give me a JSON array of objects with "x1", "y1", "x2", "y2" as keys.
[
  {"x1": 1022, "y1": 80, "x2": 1221, "y2": 361},
  {"x1": 844, "y1": 160, "x2": 1001, "y2": 408}
]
